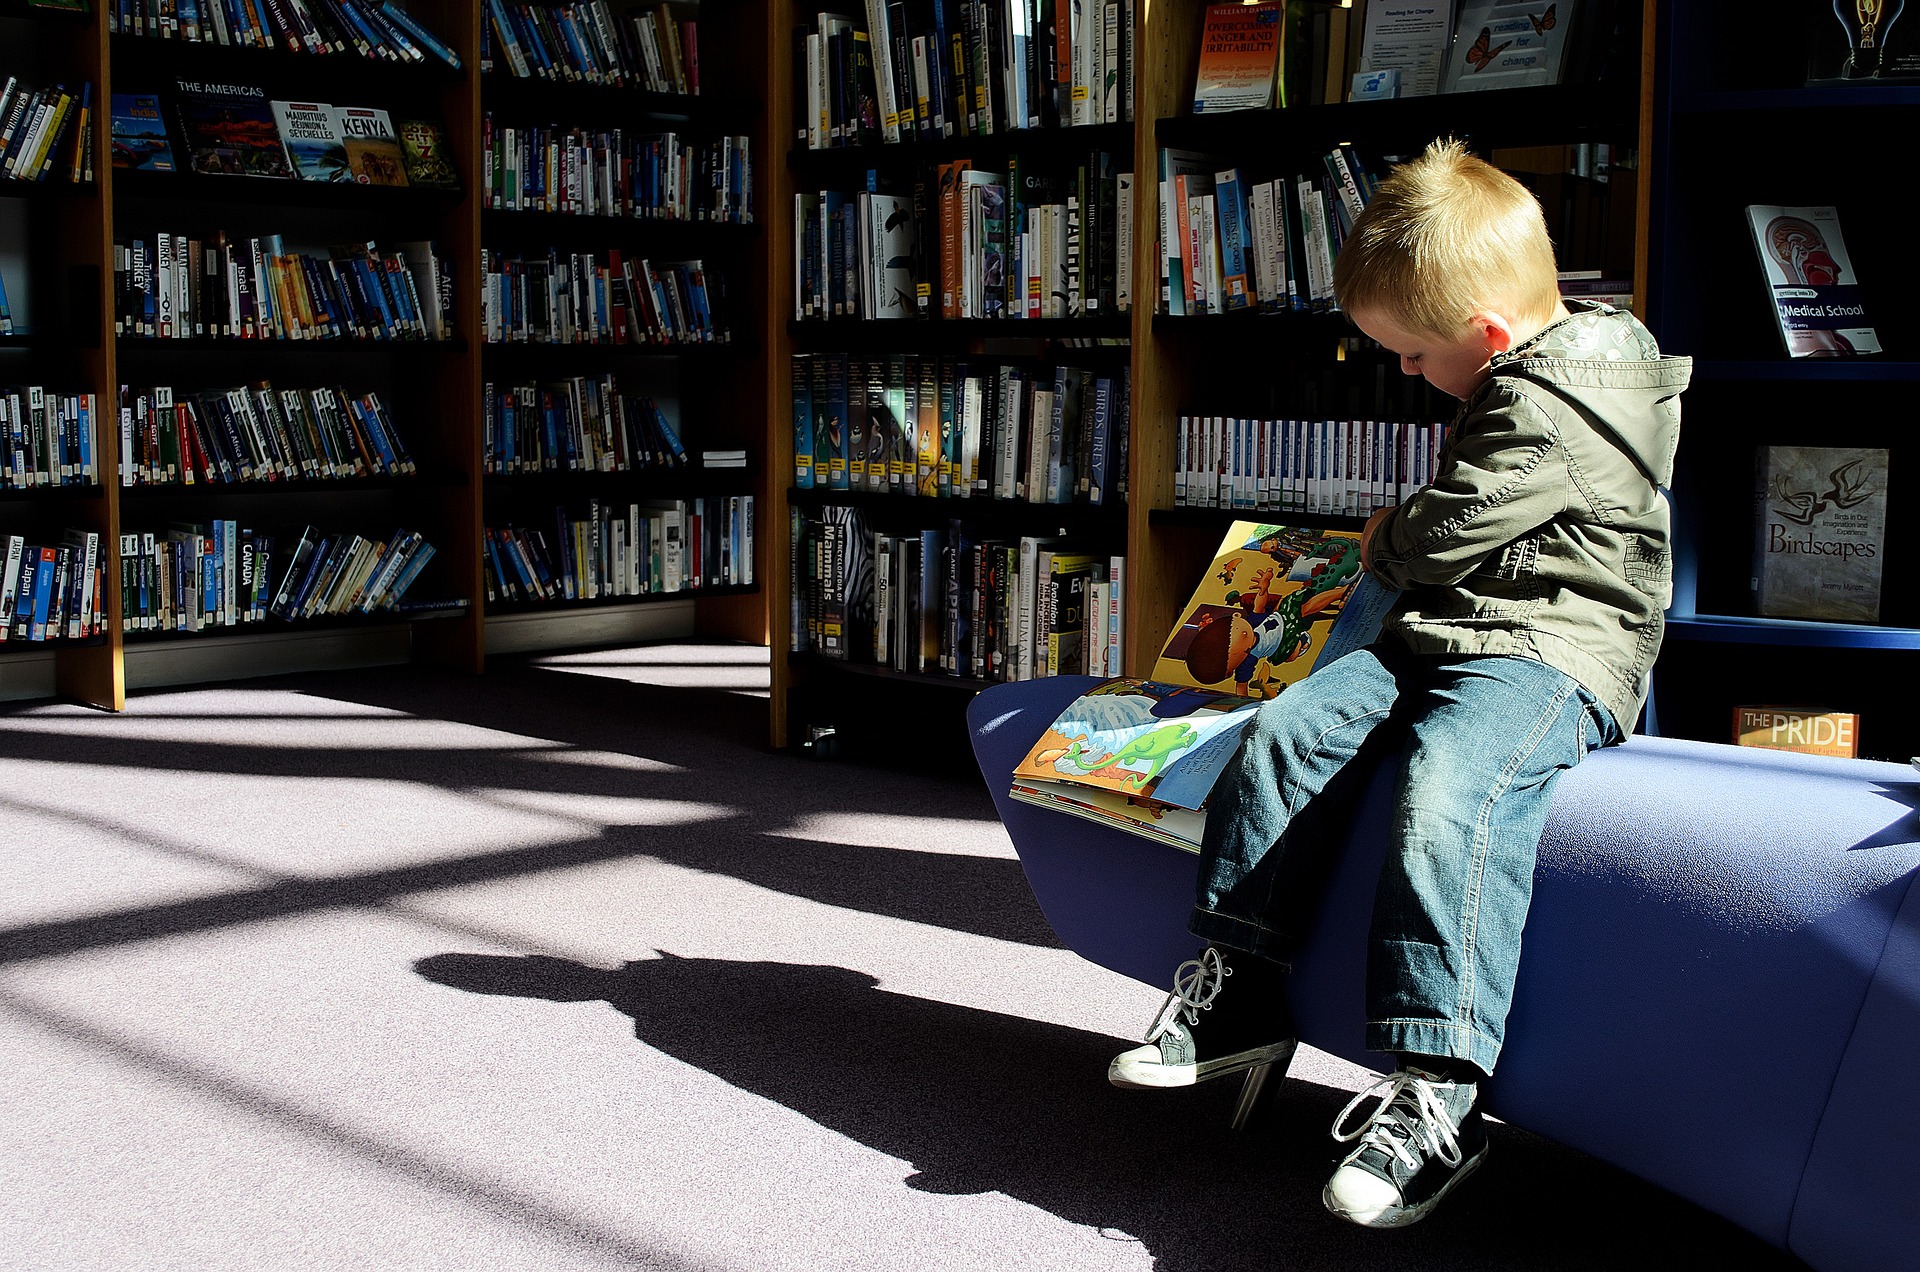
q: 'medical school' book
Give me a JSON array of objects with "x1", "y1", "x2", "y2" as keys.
[
  {"x1": 1009, "y1": 520, "x2": 1395, "y2": 851},
  {"x1": 1745, "y1": 204, "x2": 1880, "y2": 358}
]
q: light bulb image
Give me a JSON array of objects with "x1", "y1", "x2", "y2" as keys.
[{"x1": 1833, "y1": 0, "x2": 1906, "y2": 78}]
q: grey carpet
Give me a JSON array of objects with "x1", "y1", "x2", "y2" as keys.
[{"x1": 0, "y1": 642, "x2": 1806, "y2": 1271}]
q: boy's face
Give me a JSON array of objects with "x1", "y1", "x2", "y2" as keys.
[{"x1": 1348, "y1": 306, "x2": 1507, "y2": 401}]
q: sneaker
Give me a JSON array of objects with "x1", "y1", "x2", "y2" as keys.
[
  {"x1": 1108, "y1": 946, "x2": 1296, "y2": 1089},
  {"x1": 1322, "y1": 1067, "x2": 1489, "y2": 1228}
]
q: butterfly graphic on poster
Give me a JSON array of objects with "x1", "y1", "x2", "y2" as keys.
[
  {"x1": 1528, "y1": 3, "x2": 1556, "y2": 36},
  {"x1": 1464, "y1": 26, "x2": 1514, "y2": 71}
]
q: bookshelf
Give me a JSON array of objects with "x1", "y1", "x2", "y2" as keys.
[
  {"x1": 1645, "y1": 0, "x2": 1919, "y2": 760},
  {"x1": 767, "y1": 0, "x2": 1140, "y2": 749},
  {"x1": 0, "y1": 0, "x2": 770, "y2": 710},
  {"x1": 475, "y1": 0, "x2": 767, "y2": 639}
]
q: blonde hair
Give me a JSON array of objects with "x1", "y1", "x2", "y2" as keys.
[{"x1": 1331, "y1": 137, "x2": 1561, "y2": 337}]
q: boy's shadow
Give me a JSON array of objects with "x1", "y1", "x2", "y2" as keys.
[{"x1": 415, "y1": 952, "x2": 1804, "y2": 1272}]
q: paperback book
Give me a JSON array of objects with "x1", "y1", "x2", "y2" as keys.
[
  {"x1": 270, "y1": 101, "x2": 351, "y2": 182},
  {"x1": 1191, "y1": 0, "x2": 1284, "y2": 113},
  {"x1": 1745, "y1": 204, "x2": 1880, "y2": 358},
  {"x1": 173, "y1": 81, "x2": 293, "y2": 179},
  {"x1": 332, "y1": 106, "x2": 409, "y2": 186},
  {"x1": 109, "y1": 92, "x2": 176, "y2": 171},
  {"x1": 1751, "y1": 444, "x2": 1890, "y2": 624},
  {"x1": 1009, "y1": 520, "x2": 1395, "y2": 850},
  {"x1": 396, "y1": 119, "x2": 458, "y2": 188}
]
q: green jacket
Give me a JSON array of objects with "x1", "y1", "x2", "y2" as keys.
[{"x1": 1366, "y1": 302, "x2": 1692, "y2": 734}]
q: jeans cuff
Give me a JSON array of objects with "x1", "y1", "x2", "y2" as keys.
[
  {"x1": 1188, "y1": 908, "x2": 1294, "y2": 969},
  {"x1": 1367, "y1": 1019, "x2": 1502, "y2": 1076}
]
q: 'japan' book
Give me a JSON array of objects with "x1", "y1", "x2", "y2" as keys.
[
  {"x1": 1745, "y1": 204, "x2": 1880, "y2": 358},
  {"x1": 1008, "y1": 521, "x2": 1395, "y2": 852}
]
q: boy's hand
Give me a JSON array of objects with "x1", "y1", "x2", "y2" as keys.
[{"x1": 1360, "y1": 505, "x2": 1397, "y2": 573}]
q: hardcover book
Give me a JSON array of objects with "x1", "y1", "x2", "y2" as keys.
[
  {"x1": 331, "y1": 106, "x2": 410, "y2": 186},
  {"x1": 397, "y1": 119, "x2": 458, "y2": 188},
  {"x1": 1008, "y1": 520, "x2": 1396, "y2": 850},
  {"x1": 270, "y1": 101, "x2": 351, "y2": 182},
  {"x1": 1752, "y1": 444, "x2": 1890, "y2": 624},
  {"x1": 1191, "y1": 0, "x2": 1284, "y2": 113},
  {"x1": 109, "y1": 92, "x2": 176, "y2": 172},
  {"x1": 1807, "y1": 0, "x2": 1920, "y2": 82},
  {"x1": 173, "y1": 81, "x2": 293, "y2": 179},
  {"x1": 1745, "y1": 204, "x2": 1880, "y2": 357}
]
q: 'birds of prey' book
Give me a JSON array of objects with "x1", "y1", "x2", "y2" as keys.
[
  {"x1": 173, "y1": 80, "x2": 292, "y2": 179},
  {"x1": 1008, "y1": 520, "x2": 1394, "y2": 850},
  {"x1": 270, "y1": 101, "x2": 351, "y2": 182},
  {"x1": 1745, "y1": 204, "x2": 1880, "y2": 357}
]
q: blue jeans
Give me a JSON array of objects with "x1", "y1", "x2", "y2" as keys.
[{"x1": 1192, "y1": 641, "x2": 1619, "y2": 1075}]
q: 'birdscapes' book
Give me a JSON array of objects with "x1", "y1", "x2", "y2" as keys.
[
  {"x1": 109, "y1": 92, "x2": 175, "y2": 171},
  {"x1": 1191, "y1": 1, "x2": 1285, "y2": 113},
  {"x1": 332, "y1": 106, "x2": 410, "y2": 186},
  {"x1": 1751, "y1": 444, "x2": 1890, "y2": 624},
  {"x1": 1009, "y1": 520, "x2": 1395, "y2": 851},
  {"x1": 1745, "y1": 204, "x2": 1880, "y2": 358},
  {"x1": 173, "y1": 81, "x2": 293, "y2": 179},
  {"x1": 270, "y1": 101, "x2": 351, "y2": 183}
]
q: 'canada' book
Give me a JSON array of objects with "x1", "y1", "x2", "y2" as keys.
[
  {"x1": 1745, "y1": 204, "x2": 1880, "y2": 358},
  {"x1": 1009, "y1": 520, "x2": 1395, "y2": 851}
]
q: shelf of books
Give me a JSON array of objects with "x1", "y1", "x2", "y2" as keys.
[
  {"x1": 0, "y1": 0, "x2": 770, "y2": 710},
  {"x1": 1646, "y1": 0, "x2": 1919, "y2": 760},
  {"x1": 476, "y1": 0, "x2": 767, "y2": 640},
  {"x1": 769, "y1": 0, "x2": 1140, "y2": 747}
]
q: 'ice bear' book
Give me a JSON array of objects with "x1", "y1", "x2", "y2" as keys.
[{"x1": 1008, "y1": 520, "x2": 1393, "y2": 851}]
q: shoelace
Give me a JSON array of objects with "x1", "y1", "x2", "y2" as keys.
[
  {"x1": 1143, "y1": 946, "x2": 1230, "y2": 1042},
  {"x1": 1330, "y1": 1071, "x2": 1466, "y2": 1173}
]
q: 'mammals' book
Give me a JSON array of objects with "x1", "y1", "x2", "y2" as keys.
[
  {"x1": 332, "y1": 106, "x2": 410, "y2": 186},
  {"x1": 1009, "y1": 520, "x2": 1395, "y2": 850},
  {"x1": 1745, "y1": 204, "x2": 1880, "y2": 358},
  {"x1": 270, "y1": 101, "x2": 351, "y2": 182},
  {"x1": 110, "y1": 92, "x2": 175, "y2": 171},
  {"x1": 173, "y1": 81, "x2": 292, "y2": 179}
]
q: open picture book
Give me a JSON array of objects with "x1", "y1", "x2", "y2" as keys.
[{"x1": 1009, "y1": 521, "x2": 1395, "y2": 851}]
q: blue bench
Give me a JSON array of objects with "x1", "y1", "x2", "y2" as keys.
[{"x1": 968, "y1": 674, "x2": 1920, "y2": 1272}]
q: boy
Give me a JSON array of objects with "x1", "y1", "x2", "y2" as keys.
[{"x1": 1108, "y1": 138, "x2": 1690, "y2": 1229}]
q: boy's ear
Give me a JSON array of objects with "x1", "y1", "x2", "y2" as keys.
[{"x1": 1469, "y1": 310, "x2": 1516, "y2": 354}]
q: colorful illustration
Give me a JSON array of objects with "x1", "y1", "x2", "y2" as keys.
[
  {"x1": 174, "y1": 85, "x2": 292, "y2": 179},
  {"x1": 1011, "y1": 678, "x2": 1262, "y2": 812},
  {"x1": 1152, "y1": 522, "x2": 1384, "y2": 700}
]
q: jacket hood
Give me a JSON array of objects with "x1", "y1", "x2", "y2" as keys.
[{"x1": 1491, "y1": 301, "x2": 1691, "y2": 488}]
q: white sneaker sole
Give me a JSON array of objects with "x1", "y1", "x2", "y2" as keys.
[
  {"x1": 1107, "y1": 1039, "x2": 1296, "y2": 1090},
  {"x1": 1321, "y1": 1142, "x2": 1489, "y2": 1228}
]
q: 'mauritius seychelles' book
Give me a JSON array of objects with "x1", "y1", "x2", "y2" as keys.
[
  {"x1": 1009, "y1": 520, "x2": 1394, "y2": 851},
  {"x1": 271, "y1": 101, "x2": 351, "y2": 182},
  {"x1": 1751, "y1": 444, "x2": 1890, "y2": 624}
]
